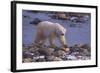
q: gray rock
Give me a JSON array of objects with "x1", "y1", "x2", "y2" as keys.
[
  {"x1": 33, "y1": 55, "x2": 45, "y2": 62},
  {"x1": 23, "y1": 51, "x2": 34, "y2": 58},
  {"x1": 38, "y1": 48, "x2": 54, "y2": 56},
  {"x1": 33, "y1": 55, "x2": 45, "y2": 60},
  {"x1": 36, "y1": 58, "x2": 46, "y2": 62},
  {"x1": 65, "y1": 55, "x2": 77, "y2": 60},
  {"x1": 76, "y1": 56, "x2": 90, "y2": 60},
  {"x1": 23, "y1": 58, "x2": 33, "y2": 63},
  {"x1": 46, "y1": 55, "x2": 55, "y2": 61},
  {"x1": 54, "y1": 50, "x2": 66, "y2": 59},
  {"x1": 53, "y1": 57, "x2": 63, "y2": 61},
  {"x1": 79, "y1": 48, "x2": 90, "y2": 56},
  {"x1": 29, "y1": 47, "x2": 39, "y2": 53}
]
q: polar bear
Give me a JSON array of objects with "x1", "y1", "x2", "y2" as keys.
[{"x1": 31, "y1": 20, "x2": 67, "y2": 48}]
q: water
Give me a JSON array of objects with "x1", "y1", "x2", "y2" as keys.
[{"x1": 22, "y1": 10, "x2": 91, "y2": 47}]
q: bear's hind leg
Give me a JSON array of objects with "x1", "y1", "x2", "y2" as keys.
[{"x1": 34, "y1": 30, "x2": 45, "y2": 46}]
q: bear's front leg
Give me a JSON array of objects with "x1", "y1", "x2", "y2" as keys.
[
  {"x1": 49, "y1": 33, "x2": 57, "y2": 49},
  {"x1": 59, "y1": 35, "x2": 70, "y2": 52},
  {"x1": 60, "y1": 35, "x2": 67, "y2": 48}
]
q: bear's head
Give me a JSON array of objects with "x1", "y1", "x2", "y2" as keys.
[{"x1": 55, "y1": 23, "x2": 66, "y2": 37}]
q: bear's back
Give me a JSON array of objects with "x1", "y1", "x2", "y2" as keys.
[
  {"x1": 37, "y1": 21, "x2": 56, "y2": 37},
  {"x1": 37, "y1": 21, "x2": 56, "y2": 29}
]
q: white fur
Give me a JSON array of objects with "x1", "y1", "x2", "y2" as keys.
[
  {"x1": 37, "y1": 21, "x2": 66, "y2": 37},
  {"x1": 35, "y1": 21, "x2": 67, "y2": 46}
]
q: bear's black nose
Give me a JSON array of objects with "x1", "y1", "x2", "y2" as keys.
[{"x1": 61, "y1": 34, "x2": 64, "y2": 35}]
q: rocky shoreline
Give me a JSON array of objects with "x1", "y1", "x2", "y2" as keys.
[{"x1": 23, "y1": 43, "x2": 91, "y2": 63}]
